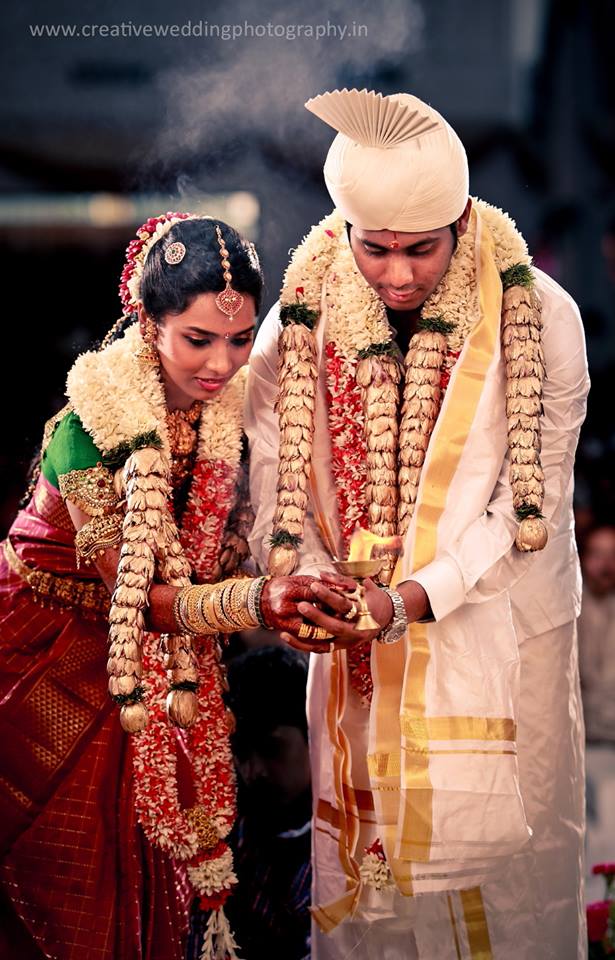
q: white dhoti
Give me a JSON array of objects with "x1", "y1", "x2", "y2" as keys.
[
  {"x1": 310, "y1": 621, "x2": 585, "y2": 960},
  {"x1": 246, "y1": 219, "x2": 590, "y2": 960}
]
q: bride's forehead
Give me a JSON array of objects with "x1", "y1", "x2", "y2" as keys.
[{"x1": 163, "y1": 292, "x2": 255, "y2": 333}]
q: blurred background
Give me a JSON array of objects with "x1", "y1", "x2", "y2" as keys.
[
  {"x1": 1, "y1": 0, "x2": 614, "y2": 902},
  {"x1": 1, "y1": 0, "x2": 614, "y2": 527}
]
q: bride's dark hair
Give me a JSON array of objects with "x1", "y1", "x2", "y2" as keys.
[{"x1": 141, "y1": 218, "x2": 263, "y2": 321}]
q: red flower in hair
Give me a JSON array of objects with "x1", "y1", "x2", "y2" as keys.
[{"x1": 118, "y1": 211, "x2": 192, "y2": 314}]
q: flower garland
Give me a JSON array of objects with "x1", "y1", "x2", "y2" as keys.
[
  {"x1": 68, "y1": 322, "x2": 243, "y2": 717},
  {"x1": 66, "y1": 314, "x2": 245, "y2": 958},
  {"x1": 271, "y1": 200, "x2": 548, "y2": 702},
  {"x1": 270, "y1": 201, "x2": 546, "y2": 572},
  {"x1": 324, "y1": 340, "x2": 370, "y2": 538},
  {"x1": 359, "y1": 839, "x2": 394, "y2": 891},
  {"x1": 180, "y1": 369, "x2": 247, "y2": 583},
  {"x1": 133, "y1": 630, "x2": 240, "y2": 957},
  {"x1": 327, "y1": 343, "x2": 459, "y2": 706}
]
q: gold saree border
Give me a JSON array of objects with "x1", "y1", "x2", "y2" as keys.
[
  {"x1": 460, "y1": 887, "x2": 493, "y2": 959},
  {"x1": 447, "y1": 893, "x2": 463, "y2": 960}
]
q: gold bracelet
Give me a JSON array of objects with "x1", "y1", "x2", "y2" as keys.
[
  {"x1": 196, "y1": 589, "x2": 222, "y2": 632},
  {"x1": 172, "y1": 588, "x2": 187, "y2": 634},
  {"x1": 227, "y1": 578, "x2": 258, "y2": 629},
  {"x1": 173, "y1": 579, "x2": 259, "y2": 636},
  {"x1": 212, "y1": 584, "x2": 230, "y2": 631}
]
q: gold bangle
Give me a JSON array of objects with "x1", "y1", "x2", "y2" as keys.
[
  {"x1": 176, "y1": 587, "x2": 198, "y2": 635},
  {"x1": 174, "y1": 579, "x2": 260, "y2": 637},
  {"x1": 183, "y1": 586, "x2": 205, "y2": 633},
  {"x1": 207, "y1": 584, "x2": 234, "y2": 632},
  {"x1": 181, "y1": 585, "x2": 218, "y2": 635},
  {"x1": 172, "y1": 588, "x2": 186, "y2": 633},
  {"x1": 227, "y1": 579, "x2": 258, "y2": 629},
  {"x1": 212, "y1": 583, "x2": 230, "y2": 631},
  {"x1": 197, "y1": 586, "x2": 225, "y2": 632},
  {"x1": 223, "y1": 579, "x2": 244, "y2": 627}
]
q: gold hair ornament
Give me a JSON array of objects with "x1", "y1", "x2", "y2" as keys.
[{"x1": 214, "y1": 225, "x2": 245, "y2": 318}]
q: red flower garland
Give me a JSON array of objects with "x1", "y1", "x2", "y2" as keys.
[
  {"x1": 325, "y1": 342, "x2": 461, "y2": 704},
  {"x1": 132, "y1": 457, "x2": 242, "y2": 958},
  {"x1": 180, "y1": 459, "x2": 241, "y2": 583},
  {"x1": 324, "y1": 341, "x2": 369, "y2": 547}
]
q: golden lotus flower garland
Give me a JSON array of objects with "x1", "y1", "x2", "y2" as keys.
[
  {"x1": 267, "y1": 217, "x2": 343, "y2": 576},
  {"x1": 397, "y1": 324, "x2": 451, "y2": 538},
  {"x1": 270, "y1": 199, "x2": 548, "y2": 577},
  {"x1": 268, "y1": 316, "x2": 319, "y2": 575},
  {"x1": 355, "y1": 350, "x2": 401, "y2": 585},
  {"x1": 67, "y1": 324, "x2": 245, "y2": 732},
  {"x1": 502, "y1": 280, "x2": 548, "y2": 550}
]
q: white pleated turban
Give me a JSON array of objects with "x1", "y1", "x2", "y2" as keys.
[{"x1": 305, "y1": 88, "x2": 469, "y2": 232}]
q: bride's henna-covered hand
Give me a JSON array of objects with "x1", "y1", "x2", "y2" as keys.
[
  {"x1": 260, "y1": 575, "x2": 323, "y2": 637},
  {"x1": 290, "y1": 574, "x2": 393, "y2": 651}
]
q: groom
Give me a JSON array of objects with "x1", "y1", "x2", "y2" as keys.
[{"x1": 246, "y1": 89, "x2": 589, "y2": 958}]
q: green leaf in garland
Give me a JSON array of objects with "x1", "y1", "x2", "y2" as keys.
[
  {"x1": 102, "y1": 430, "x2": 162, "y2": 469},
  {"x1": 501, "y1": 263, "x2": 534, "y2": 291},
  {"x1": 279, "y1": 302, "x2": 318, "y2": 329},
  {"x1": 269, "y1": 530, "x2": 303, "y2": 548},
  {"x1": 515, "y1": 503, "x2": 544, "y2": 521},
  {"x1": 112, "y1": 684, "x2": 145, "y2": 706},
  {"x1": 357, "y1": 341, "x2": 397, "y2": 360},
  {"x1": 417, "y1": 315, "x2": 456, "y2": 335}
]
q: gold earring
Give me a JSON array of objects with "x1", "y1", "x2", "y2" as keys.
[{"x1": 136, "y1": 315, "x2": 159, "y2": 364}]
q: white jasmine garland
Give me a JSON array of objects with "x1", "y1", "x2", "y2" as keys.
[
  {"x1": 187, "y1": 847, "x2": 238, "y2": 896},
  {"x1": 359, "y1": 851, "x2": 394, "y2": 890},
  {"x1": 279, "y1": 198, "x2": 532, "y2": 362}
]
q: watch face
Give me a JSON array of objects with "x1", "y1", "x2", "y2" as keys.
[{"x1": 379, "y1": 620, "x2": 405, "y2": 644}]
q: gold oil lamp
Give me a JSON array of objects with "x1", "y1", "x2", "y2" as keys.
[{"x1": 333, "y1": 530, "x2": 403, "y2": 631}]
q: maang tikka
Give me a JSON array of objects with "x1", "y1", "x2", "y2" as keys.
[{"x1": 214, "y1": 225, "x2": 245, "y2": 318}]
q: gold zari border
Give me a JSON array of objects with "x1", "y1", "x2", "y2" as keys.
[
  {"x1": 4, "y1": 538, "x2": 110, "y2": 619},
  {"x1": 460, "y1": 887, "x2": 493, "y2": 959},
  {"x1": 400, "y1": 715, "x2": 516, "y2": 743}
]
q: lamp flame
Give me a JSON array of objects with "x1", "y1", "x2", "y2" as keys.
[{"x1": 347, "y1": 528, "x2": 403, "y2": 563}]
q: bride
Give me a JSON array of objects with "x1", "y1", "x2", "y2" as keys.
[{"x1": 0, "y1": 212, "x2": 321, "y2": 960}]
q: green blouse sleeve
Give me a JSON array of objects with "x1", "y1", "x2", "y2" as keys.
[{"x1": 41, "y1": 411, "x2": 103, "y2": 489}]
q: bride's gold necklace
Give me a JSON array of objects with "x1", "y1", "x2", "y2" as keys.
[{"x1": 166, "y1": 400, "x2": 202, "y2": 491}]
